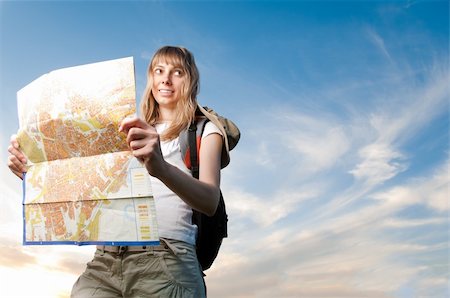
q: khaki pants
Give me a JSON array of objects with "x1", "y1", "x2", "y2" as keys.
[{"x1": 71, "y1": 239, "x2": 206, "y2": 298}]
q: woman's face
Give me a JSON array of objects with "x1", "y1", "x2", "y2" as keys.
[{"x1": 151, "y1": 61, "x2": 186, "y2": 110}]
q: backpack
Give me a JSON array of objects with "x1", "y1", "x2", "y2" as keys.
[{"x1": 179, "y1": 106, "x2": 240, "y2": 271}]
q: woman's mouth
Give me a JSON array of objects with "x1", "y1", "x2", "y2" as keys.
[{"x1": 159, "y1": 89, "x2": 174, "y2": 95}]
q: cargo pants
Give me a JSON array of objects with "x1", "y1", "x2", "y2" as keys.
[{"x1": 71, "y1": 238, "x2": 206, "y2": 298}]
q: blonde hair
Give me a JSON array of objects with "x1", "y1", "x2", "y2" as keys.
[{"x1": 140, "y1": 46, "x2": 199, "y2": 141}]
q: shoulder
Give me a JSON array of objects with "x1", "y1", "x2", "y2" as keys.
[{"x1": 202, "y1": 120, "x2": 223, "y2": 139}]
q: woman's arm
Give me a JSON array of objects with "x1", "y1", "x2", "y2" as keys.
[
  {"x1": 158, "y1": 132, "x2": 221, "y2": 216},
  {"x1": 119, "y1": 117, "x2": 222, "y2": 216}
]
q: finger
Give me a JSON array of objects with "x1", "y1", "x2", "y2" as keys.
[
  {"x1": 8, "y1": 145, "x2": 27, "y2": 164},
  {"x1": 128, "y1": 137, "x2": 159, "y2": 151},
  {"x1": 9, "y1": 155, "x2": 27, "y2": 179},
  {"x1": 10, "y1": 134, "x2": 19, "y2": 149},
  {"x1": 9, "y1": 135, "x2": 26, "y2": 163},
  {"x1": 129, "y1": 139, "x2": 145, "y2": 151},
  {"x1": 119, "y1": 117, "x2": 149, "y2": 134},
  {"x1": 133, "y1": 138, "x2": 163, "y2": 160},
  {"x1": 126, "y1": 127, "x2": 159, "y2": 147},
  {"x1": 130, "y1": 146, "x2": 153, "y2": 161},
  {"x1": 8, "y1": 155, "x2": 27, "y2": 173},
  {"x1": 126, "y1": 127, "x2": 148, "y2": 143}
]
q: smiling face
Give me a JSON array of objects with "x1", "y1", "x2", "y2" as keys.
[
  {"x1": 151, "y1": 61, "x2": 187, "y2": 110},
  {"x1": 141, "y1": 46, "x2": 200, "y2": 138}
]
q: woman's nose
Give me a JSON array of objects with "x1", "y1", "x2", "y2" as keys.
[{"x1": 161, "y1": 75, "x2": 171, "y2": 85}]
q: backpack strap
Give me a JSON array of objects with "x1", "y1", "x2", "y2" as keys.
[
  {"x1": 187, "y1": 122, "x2": 199, "y2": 179},
  {"x1": 180, "y1": 117, "x2": 208, "y2": 174}
]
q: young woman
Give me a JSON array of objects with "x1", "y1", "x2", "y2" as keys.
[{"x1": 8, "y1": 46, "x2": 227, "y2": 297}]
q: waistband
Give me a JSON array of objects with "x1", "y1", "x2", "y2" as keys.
[
  {"x1": 96, "y1": 242, "x2": 168, "y2": 253},
  {"x1": 96, "y1": 238, "x2": 188, "y2": 256}
]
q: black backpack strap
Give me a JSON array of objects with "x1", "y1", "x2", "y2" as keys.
[
  {"x1": 187, "y1": 118, "x2": 208, "y2": 179},
  {"x1": 188, "y1": 122, "x2": 199, "y2": 179}
]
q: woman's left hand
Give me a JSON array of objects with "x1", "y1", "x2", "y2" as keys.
[{"x1": 119, "y1": 117, "x2": 167, "y2": 178}]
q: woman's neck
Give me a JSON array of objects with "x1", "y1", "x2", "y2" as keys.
[{"x1": 157, "y1": 106, "x2": 176, "y2": 123}]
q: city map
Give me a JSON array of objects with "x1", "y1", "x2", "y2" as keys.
[{"x1": 17, "y1": 57, "x2": 159, "y2": 245}]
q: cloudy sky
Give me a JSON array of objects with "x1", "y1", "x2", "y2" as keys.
[{"x1": 0, "y1": 1, "x2": 448, "y2": 297}]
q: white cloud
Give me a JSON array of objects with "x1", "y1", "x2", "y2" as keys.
[
  {"x1": 366, "y1": 27, "x2": 392, "y2": 62},
  {"x1": 245, "y1": 108, "x2": 351, "y2": 177},
  {"x1": 382, "y1": 217, "x2": 447, "y2": 228},
  {"x1": 0, "y1": 161, "x2": 26, "y2": 243},
  {"x1": 350, "y1": 141, "x2": 407, "y2": 186},
  {"x1": 286, "y1": 124, "x2": 350, "y2": 173},
  {"x1": 372, "y1": 185, "x2": 421, "y2": 208},
  {"x1": 348, "y1": 65, "x2": 448, "y2": 188},
  {"x1": 210, "y1": 49, "x2": 448, "y2": 294},
  {"x1": 0, "y1": 265, "x2": 75, "y2": 298},
  {"x1": 253, "y1": 142, "x2": 272, "y2": 167},
  {"x1": 323, "y1": 160, "x2": 449, "y2": 236},
  {"x1": 208, "y1": 224, "x2": 428, "y2": 298},
  {"x1": 421, "y1": 160, "x2": 449, "y2": 212},
  {"x1": 206, "y1": 155, "x2": 448, "y2": 297},
  {"x1": 371, "y1": 159, "x2": 449, "y2": 212},
  {"x1": 227, "y1": 187, "x2": 319, "y2": 227},
  {"x1": 417, "y1": 276, "x2": 449, "y2": 289}
]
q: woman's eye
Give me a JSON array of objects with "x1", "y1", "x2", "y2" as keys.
[
  {"x1": 154, "y1": 68, "x2": 162, "y2": 74},
  {"x1": 174, "y1": 70, "x2": 182, "y2": 76}
]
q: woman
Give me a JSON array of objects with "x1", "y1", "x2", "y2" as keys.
[{"x1": 8, "y1": 46, "x2": 226, "y2": 297}]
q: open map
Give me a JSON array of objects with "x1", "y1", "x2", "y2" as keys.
[{"x1": 17, "y1": 57, "x2": 159, "y2": 246}]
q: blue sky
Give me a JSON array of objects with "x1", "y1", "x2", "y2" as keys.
[{"x1": 0, "y1": 1, "x2": 448, "y2": 297}]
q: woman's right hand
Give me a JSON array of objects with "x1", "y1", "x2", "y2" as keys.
[{"x1": 7, "y1": 134, "x2": 27, "y2": 179}]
